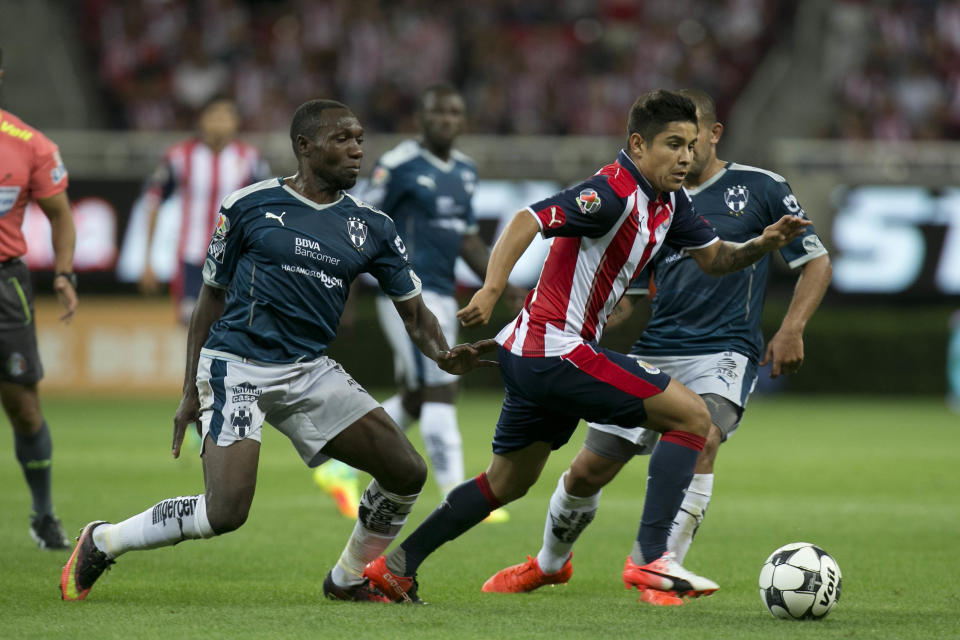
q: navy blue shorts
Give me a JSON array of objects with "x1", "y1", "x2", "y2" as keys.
[{"x1": 492, "y1": 344, "x2": 672, "y2": 454}]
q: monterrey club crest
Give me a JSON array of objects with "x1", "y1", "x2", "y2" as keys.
[
  {"x1": 576, "y1": 188, "x2": 601, "y2": 215},
  {"x1": 723, "y1": 185, "x2": 749, "y2": 214},
  {"x1": 347, "y1": 216, "x2": 368, "y2": 249}
]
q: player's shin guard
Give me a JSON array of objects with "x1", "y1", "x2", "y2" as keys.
[
  {"x1": 333, "y1": 479, "x2": 418, "y2": 586},
  {"x1": 667, "y1": 473, "x2": 713, "y2": 563},
  {"x1": 14, "y1": 421, "x2": 54, "y2": 517},
  {"x1": 92, "y1": 495, "x2": 214, "y2": 559},
  {"x1": 419, "y1": 402, "x2": 464, "y2": 495},
  {"x1": 635, "y1": 432, "x2": 704, "y2": 564},
  {"x1": 537, "y1": 473, "x2": 599, "y2": 574}
]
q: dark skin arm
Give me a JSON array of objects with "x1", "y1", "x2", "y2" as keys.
[
  {"x1": 394, "y1": 294, "x2": 498, "y2": 372},
  {"x1": 689, "y1": 215, "x2": 811, "y2": 275},
  {"x1": 172, "y1": 284, "x2": 226, "y2": 458}
]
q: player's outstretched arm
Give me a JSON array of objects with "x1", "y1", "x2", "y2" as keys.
[
  {"x1": 457, "y1": 210, "x2": 539, "y2": 327},
  {"x1": 36, "y1": 192, "x2": 78, "y2": 323},
  {"x1": 689, "y1": 214, "x2": 811, "y2": 276},
  {"x1": 173, "y1": 284, "x2": 226, "y2": 458},
  {"x1": 761, "y1": 253, "x2": 832, "y2": 377}
]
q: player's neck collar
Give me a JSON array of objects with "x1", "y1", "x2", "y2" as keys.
[
  {"x1": 282, "y1": 181, "x2": 345, "y2": 210},
  {"x1": 616, "y1": 149, "x2": 659, "y2": 201},
  {"x1": 684, "y1": 161, "x2": 729, "y2": 196},
  {"x1": 418, "y1": 141, "x2": 456, "y2": 172}
]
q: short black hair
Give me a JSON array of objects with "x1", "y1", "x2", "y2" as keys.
[
  {"x1": 677, "y1": 88, "x2": 718, "y2": 125},
  {"x1": 290, "y1": 99, "x2": 351, "y2": 157},
  {"x1": 627, "y1": 90, "x2": 698, "y2": 142},
  {"x1": 199, "y1": 93, "x2": 236, "y2": 114},
  {"x1": 419, "y1": 83, "x2": 460, "y2": 111}
]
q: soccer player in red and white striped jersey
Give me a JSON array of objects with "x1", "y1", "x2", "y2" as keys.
[
  {"x1": 139, "y1": 96, "x2": 270, "y2": 323},
  {"x1": 364, "y1": 90, "x2": 811, "y2": 604}
]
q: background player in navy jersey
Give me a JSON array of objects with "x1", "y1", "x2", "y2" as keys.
[
  {"x1": 138, "y1": 95, "x2": 270, "y2": 324},
  {"x1": 314, "y1": 85, "x2": 516, "y2": 521},
  {"x1": 363, "y1": 90, "x2": 811, "y2": 604},
  {"x1": 61, "y1": 99, "x2": 493, "y2": 603},
  {"x1": 481, "y1": 89, "x2": 833, "y2": 605}
]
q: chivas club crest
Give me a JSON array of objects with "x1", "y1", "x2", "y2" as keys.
[
  {"x1": 724, "y1": 185, "x2": 749, "y2": 214},
  {"x1": 576, "y1": 188, "x2": 601, "y2": 214},
  {"x1": 347, "y1": 217, "x2": 368, "y2": 249}
]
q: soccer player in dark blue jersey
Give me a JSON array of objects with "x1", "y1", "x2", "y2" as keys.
[
  {"x1": 315, "y1": 85, "x2": 516, "y2": 521},
  {"x1": 61, "y1": 99, "x2": 493, "y2": 603},
  {"x1": 482, "y1": 90, "x2": 832, "y2": 605}
]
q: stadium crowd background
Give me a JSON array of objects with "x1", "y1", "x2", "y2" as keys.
[
  {"x1": 76, "y1": 0, "x2": 960, "y2": 141},
  {"x1": 1, "y1": 0, "x2": 957, "y2": 400}
]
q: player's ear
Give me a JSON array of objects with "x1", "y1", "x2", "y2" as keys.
[
  {"x1": 711, "y1": 122, "x2": 724, "y2": 145},
  {"x1": 296, "y1": 133, "x2": 311, "y2": 158},
  {"x1": 628, "y1": 132, "x2": 645, "y2": 158}
]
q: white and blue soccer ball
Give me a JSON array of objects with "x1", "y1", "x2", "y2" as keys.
[{"x1": 758, "y1": 542, "x2": 842, "y2": 620}]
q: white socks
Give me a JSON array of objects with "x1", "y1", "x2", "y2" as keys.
[
  {"x1": 93, "y1": 495, "x2": 215, "y2": 559},
  {"x1": 536, "y1": 473, "x2": 600, "y2": 574},
  {"x1": 667, "y1": 473, "x2": 713, "y2": 563},
  {"x1": 332, "y1": 479, "x2": 419, "y2": 586},
  {"x1": 381, "y1": 394, "x2": 415, "y2": 430},
  {"x1": 419, "y1": 402, "x2": 463, "y2": 496}
]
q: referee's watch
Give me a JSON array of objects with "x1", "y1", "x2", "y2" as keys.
[{"x1": 54, "y1": 272, "x2": 78, "y2": 290}]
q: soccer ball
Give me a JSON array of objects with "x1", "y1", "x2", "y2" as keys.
[{"x1": 758, "y1": 542, "x2": 842, "y2": 620}]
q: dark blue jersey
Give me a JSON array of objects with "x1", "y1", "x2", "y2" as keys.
[
  {"x1": 364, "y1": 140, "x2": 477, "y2": 296},
  {"x1": 201, "y1": 178, "x2": 421, "y2": 363},
  {"x1": 629, "y1": 162, "x2": 828, "y2": 362}
]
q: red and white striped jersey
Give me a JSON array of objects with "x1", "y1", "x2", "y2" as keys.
[
  {"x1": 496, "y1": 149, "x2": 718, "y2": 358},
  {"x1": 144, "y1": 138, "x2": 270, "y2": 266}
]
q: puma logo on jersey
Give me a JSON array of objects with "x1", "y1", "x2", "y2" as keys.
[
  {"x1": 265, "y1": 211, "x2": 286, "y2": 226},
  {"x1": 547, "y1": 206, "x2": 565, "y2": 228}
]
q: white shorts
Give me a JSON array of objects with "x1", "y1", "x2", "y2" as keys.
[
  {"x1": 588, "y1": 351, "x2": 757, "y2": 447},
  {"x1": 196, "y1": 351, "x2": 380, "y2": 467},
  {"x1": 375, "y1": 289, "x2": 459, "y2": 389}
]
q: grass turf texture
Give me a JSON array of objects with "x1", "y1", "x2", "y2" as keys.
[{"x1": 1, "y1": 392, "x2": 957, "y2": 639}]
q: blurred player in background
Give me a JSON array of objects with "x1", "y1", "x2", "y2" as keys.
[
  {"x1": 364, "y1": 90, "x2": 811, "y2": 604},
  {"x1": 138, "y1": 95, "x2": 270, "y2": 324},
  {"x1": 482, "y1": 89, "x2": 832, "y2": 605},
  {"x1": 0, "y1": 47, "x2": 78, "y2": 550},
  {"x1": 314, "y1": 84, "x2": 518, "y2": 522},
  {"x1": 61, "y1": 99, "x2": 493, "y2": 603}
]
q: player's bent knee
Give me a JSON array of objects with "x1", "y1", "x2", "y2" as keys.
[
  {"x1": 377, "y1": 450, "x2": 428, "y2": 495},
  {"x1": 206, "y1": 505, "x2": 249, "y2": 535}
]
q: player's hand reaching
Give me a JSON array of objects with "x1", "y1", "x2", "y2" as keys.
[
  {"x1": 759, "y1": 215, "x2": 812, "y2": 251},
  {"x1": 172, "y1": 390, "x2": 201, "y2": 458},
  {"x1": 457, "y1": 287, "x2": 501, "y2": 327},
  {"x1": 436, "y1": 339, "x2": 499, "y2": 374},
  {"x1": 760, "y1": 327, "x2": 804, "y2": 378}
]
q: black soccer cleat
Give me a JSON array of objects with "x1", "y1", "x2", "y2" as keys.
[
  {"x1": 30, "y1": 513, "x2": 71, "y2": 550},
  {"x1": 60, "y1": 521, "x2": 114, "y2": 600},
  {"x1": 322, "y1": 571, "x2": 391, "y2": 603}
]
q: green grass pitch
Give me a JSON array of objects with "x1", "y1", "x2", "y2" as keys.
[{"x1": 1, "y1": 392, "x2": 957, "y2": 639}]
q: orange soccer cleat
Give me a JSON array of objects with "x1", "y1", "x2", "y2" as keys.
[
  {"x1": 481, "y1": 554, "x2": 572, "y2": 593},
  {"x1": 363, "y1": 556, "x2": 422, "y2": 603},
  {"x1": 622, "y1": 552, "x2": 718, "y2": 605}
]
